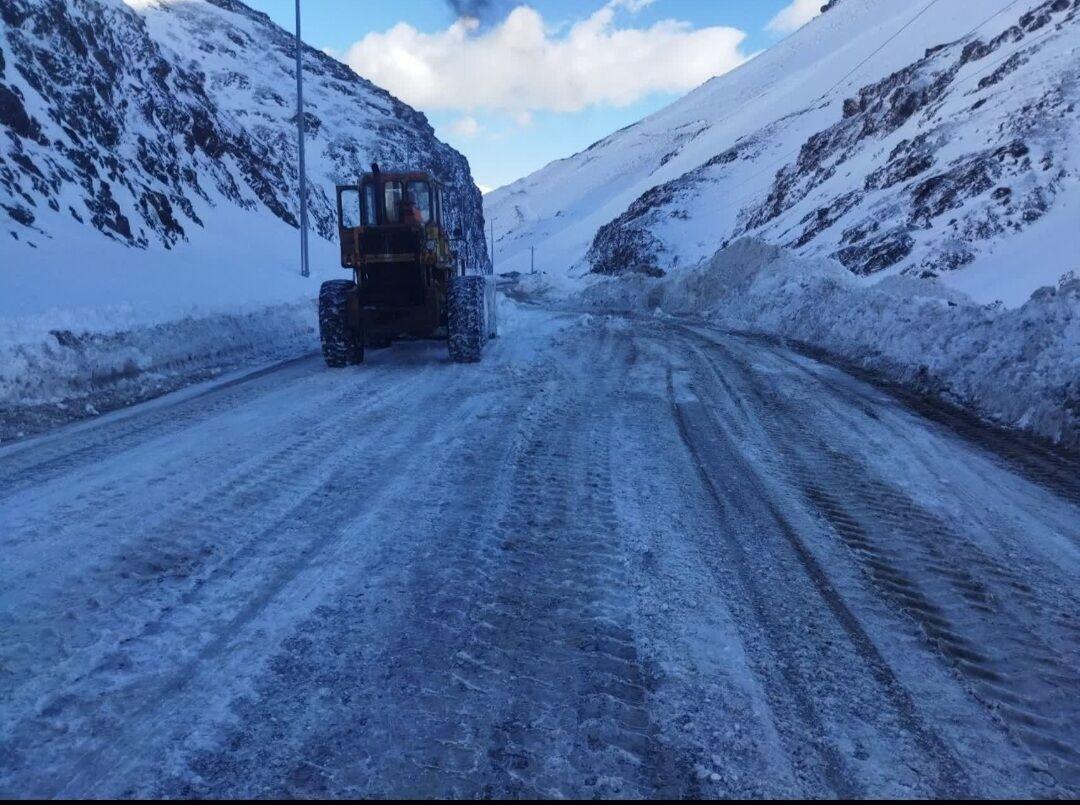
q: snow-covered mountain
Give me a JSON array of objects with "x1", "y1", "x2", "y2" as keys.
[
  {"x1": 485, "y1": 0, "x2": 1079, "y2": 306},
  {"x1": 0, "y1": 0, "x2": 488, "y2": 319}
]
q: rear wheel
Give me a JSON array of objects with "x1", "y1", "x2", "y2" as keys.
[
  {"x1": 447, "y1": 275, "x2": 485, "y2": 364},
  {"x1": 319, "y1": 280, "x2": 363, "y2": 367}
]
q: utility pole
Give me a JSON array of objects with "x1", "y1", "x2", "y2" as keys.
[
  {"x1": 531, "y1": 245, "x2": 535, "y2": 274},
  {"x1": 294, "y1": 0, "x2": 310, "y2": 278},
  {"x1": 489, "y1": 218, "x2": 494, "y2": 272}
]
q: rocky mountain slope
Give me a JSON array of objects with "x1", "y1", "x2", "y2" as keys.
[
  {"x1": 0, "y1": 0, "x2": 489, "y2": 317},
  {"x1": 485, "y1": 0, "x2": 1079, "y2": 306}
]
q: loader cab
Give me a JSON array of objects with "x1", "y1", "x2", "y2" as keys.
[
  {"x1": 336, "y1": 171, "x2": 448, "y2": 270},
  {"x1": 337, "y1": 176, "x2": 442, "y2": 227}
]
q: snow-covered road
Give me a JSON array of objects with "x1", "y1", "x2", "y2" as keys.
[{"x1": 1, "y1": 306, "x2": 1078, "y2": 798}]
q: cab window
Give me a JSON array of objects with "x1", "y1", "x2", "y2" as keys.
[
  {"x1": 362, "y1": 183, "x2": 377, "y2": 225},
  {"x1": 407, "y1": 181, "x2": 433, "y2": 224},
  {"x1": 339, "y1": 187, "x2": 361, "y2": 229},
  {"x1": 384, "y1": 181, "x2": 404, "y2": 224}
]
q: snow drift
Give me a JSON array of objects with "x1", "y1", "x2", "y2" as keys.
[{"x1": 582, "y1": 239, "x2": 1080, "y2": 449}]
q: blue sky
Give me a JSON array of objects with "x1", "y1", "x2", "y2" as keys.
[{"x1": 246, "y1": 0, "x2": 820, "y2": 191}]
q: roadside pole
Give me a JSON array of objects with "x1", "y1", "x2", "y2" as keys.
[{"x1": 295, "y1": 0, "x2": 310, "y2": 278}]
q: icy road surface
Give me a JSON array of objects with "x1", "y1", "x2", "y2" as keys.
[{"x1": 1, "y1": 306, "x2": 1078, "y2": 798}]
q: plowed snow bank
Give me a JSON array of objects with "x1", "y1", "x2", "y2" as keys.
[
  {"x1": 581, "y1": 239, "x2": 1079, "y2": 448},
  {"x1": 0, "y1": 303, "x2": 316, "y2": 441}
]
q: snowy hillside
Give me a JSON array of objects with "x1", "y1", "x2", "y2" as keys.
[
  {"x1": 485, "y1": 0, "x2": 1079, "y2": 306},
  {"x1": 0, "y1": 0, "x2": 489, "y2": 323}
]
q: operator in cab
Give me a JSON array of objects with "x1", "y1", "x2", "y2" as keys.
[{"x1": 399, "y1": 192, "x2": 424, "y2": 225}]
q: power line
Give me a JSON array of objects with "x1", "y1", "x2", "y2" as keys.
[
  {"x1": 812, "y1": 0, "x2": 943, "y2": 104},
  {"x1": 957, "y1": 0, "x2": 1023, "y2": 42}
]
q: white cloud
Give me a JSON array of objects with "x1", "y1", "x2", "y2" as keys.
[
  {"x1": 342, "y1": 1, "x2": 748, "y2": 114},
  {"x1": 449, "y1": 115, "x2": 484, "y2": 137},
  {"x1": 608, "y1": 0, "x2": 657, "y2": 11},
  {"x1": 766, "y1": 0, "x2": 823, "y2": 34},
  {"x1": 478, "y1": 184, "x2": 494, "y2": 194}
]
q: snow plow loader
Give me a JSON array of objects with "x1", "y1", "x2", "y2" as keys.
[{"x1": 319, "y1": 165, "x2": 494, "y2": 367}]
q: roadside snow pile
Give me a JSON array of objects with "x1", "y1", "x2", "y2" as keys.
[
  {"x1": 582, "y1": 239, "x2": 1080, "y2": 448},
  {"x1": 0, "y1": 302, "x2": 316, "y2": 442}
]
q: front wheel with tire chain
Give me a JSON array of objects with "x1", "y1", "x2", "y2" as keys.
[
  {"x1": 447, "y1": 275, "x2": 485, "y2": 363},
  {"x1": 319, "y1": 280, "x2": 364, "y2": 368}
]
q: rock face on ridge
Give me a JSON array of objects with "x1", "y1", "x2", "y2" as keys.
[{"x1": 0, "y1": 0, "x2": 490, "y2": 273}]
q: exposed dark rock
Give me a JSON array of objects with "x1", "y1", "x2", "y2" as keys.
[
  {"x1": 789, "y1": 190, "x2": 862, "y2": 248},
  {"x1": 865, "y1": 136, "x2": 936, "y2": 191},
  {"x1": 588, "y1": 183, "x2": 679, "y2": 275},
  {"x1": 0, "y1": 83, "x2": 41, "y2": 141},
  {"x1": 836, "y1": 230, "x2": 913, "y2": 275},
  {"x1": 586, "y1": 132, "x2": 769, "y2": 275},
  {"x1": 0, "y1": 0, "x2": 489, "y2": 267},
  {"x1": 978, "y1": 53, "x2": 1027, "y2": 89},
  {"x1": 565, "y1": 0, "x2": 1074, "y2": 281},
  {"x1": 2, "y1": 202, "x2": 34, "y2": 226},
  {"x1": 735, "y1": 0, "x2": 1076, "y2": 276},
  {"x1": 86, "y1": 181, "x2": 132, "y2": 241},
  {"x1": 137, "y1": 188, "x2": 185, "y2": 246}
]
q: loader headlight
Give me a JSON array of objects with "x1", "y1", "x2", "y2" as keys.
[{"x1": 426, "y1": 239, "x2": 437, "y2": 252}]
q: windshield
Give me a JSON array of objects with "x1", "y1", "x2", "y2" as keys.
[
  {"x1": 407, "y1": 181, "x2": 433, "y2": 224},
  {"x1": 383, "y1": 181, "x2": 404, "y2": 224},
  {"x1": 362, "y1": 183, "x2": 377, "y2": 226}
]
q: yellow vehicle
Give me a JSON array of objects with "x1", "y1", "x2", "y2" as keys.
[{"x1": 319, "y1": 164, "x2": 489, "y2": 366}]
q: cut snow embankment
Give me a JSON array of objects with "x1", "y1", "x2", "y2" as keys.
[
  {"x1": 0, "y1": 301, "x2": 317, "y2": 443},
  {"x1": 580, "y1": 239, "x2": 1079, "y2": 450},
  {"x1": 0, "y1": 206, "x2": 336, "y2": 443}
]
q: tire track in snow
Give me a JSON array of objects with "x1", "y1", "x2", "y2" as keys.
[
  {"x1": 0, "y1": 355, "x2": 489, "y2": 797},
  {"x1": 342, "y1": 324, "x2": 695, "y2": 798},
  {"x1": 0, "y1": 364, "x2": 419, "y2": 721},
  {"x1": 129, "y1": 322, "x2": 682, "y2": 798},
  {"x1": 664, "y1": 361, "x2": 972, "y2": 797},
  {"x1": 0, "y1": 355, "x2": 330, "y2": 502},
  {"x1": 680, "y1": 324, "x2": 1079, "y2": 794}
]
